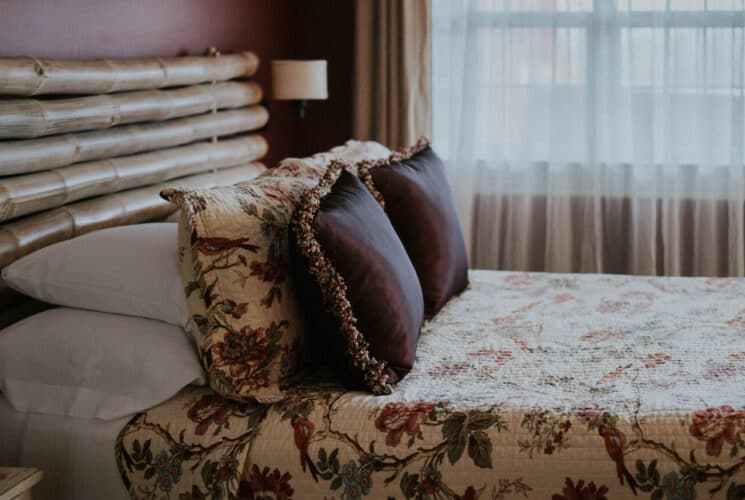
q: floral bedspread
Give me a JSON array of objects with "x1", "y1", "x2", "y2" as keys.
[{"x1": 117, "y1": 270, "x2": 745, "y2": 499}]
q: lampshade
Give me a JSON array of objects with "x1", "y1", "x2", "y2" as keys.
[{"x1": 271, "y1": 59, "x2": 328, "y2": 100}]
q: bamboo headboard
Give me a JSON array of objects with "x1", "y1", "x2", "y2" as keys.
[{"x1": 0, "y1": 51, "x2": 270, "y2": 327}]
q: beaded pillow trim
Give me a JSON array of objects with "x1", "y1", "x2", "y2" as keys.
[
  {"x1": 291, "y1": 160, "x2": 394, "y2": 395},
  {"x1": 355, "y1": 136, "x2": 431, "y2": 208}
]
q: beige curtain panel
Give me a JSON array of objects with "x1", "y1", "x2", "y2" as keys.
[{"x1": 353, "y1": 0, "x2": 431, "y2": 150}]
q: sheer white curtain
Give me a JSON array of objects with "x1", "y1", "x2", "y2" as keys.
[{"x1": 433, "y1": 0, "x2": 745, "y2": 276}]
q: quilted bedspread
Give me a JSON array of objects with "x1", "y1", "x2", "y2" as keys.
[{"x1": 117, "y1": 270, "x2": 745, "y2": 499}]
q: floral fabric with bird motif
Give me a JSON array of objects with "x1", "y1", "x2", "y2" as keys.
[
  {"x1": 160, "y1": 141, "x2": 391, "y2": 404},
  {"x1": 117, "y1": 270, "x2": 745, "y2": 499},
  {"x1": 162, "y1": 166, "x2": 318, "y2": 404}
]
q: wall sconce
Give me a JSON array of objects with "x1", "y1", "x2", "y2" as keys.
[{"x1": 271, "y1": 59, "x2": 328, "y2": 119}]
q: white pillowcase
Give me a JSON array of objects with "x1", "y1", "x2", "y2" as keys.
[
  {"x1": 0, "y1": 308, "x2": 205, "y2": 420},
  {"x1": 2, "y1": 223, "x2": 189, "y2": 328}
]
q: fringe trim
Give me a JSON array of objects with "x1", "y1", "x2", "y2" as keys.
[
  {"x1": 356, "y1": 137, "x2": 431, "y2": 209},
  {"x1": 291, "y1": 160, "x2": 393, "y2": 395}
]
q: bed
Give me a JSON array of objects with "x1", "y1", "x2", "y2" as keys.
[
  {"x1": 0, "y1": 51, "x2": 269, "y2": 499},
  {"x1": 117, "y1": 270, "x2": 745, "y2": 499},
  {"x1": 1, "y1": 52, "x2": 745, "y2": 500}
]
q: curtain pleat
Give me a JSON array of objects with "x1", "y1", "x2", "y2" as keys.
[
  {"x1": 353, "y1": 0, "x2": 432, "y2": 149},
  {"x1": 434, "y1": 0, "x2": 745, "y2": 277}
]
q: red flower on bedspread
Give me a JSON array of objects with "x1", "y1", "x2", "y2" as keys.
[
  {"x1": 211, "y1": 321, "x2": 289, "y2": 391},
  {"x1": 706, "y1": 277, "x2": 738, "y2": 288},
  {"x1": 504, "y1": 273, "x2": 537, "y2": 286},
  {"x1": 689, "y1": 405, "x2": 745, "y2": 457},
  {"x1": 580, "y1": 329, "x2": 623, "y2": 343},
  {"x1": 239, "y1": 465, "x2": 294, "y2": 500},
  {"x1": 554, "y1": 293, "x2": 574, "y2": 304},
  {"x1": 730, "y1": 352, "x2": 745, "y2": 362},
  {"x1": 644, "y1": 352, "x2": 672, "y2": 368},
  {"x1": 552, "y1": 478, "x2": 609, "y2": 500},
  {"x1": 726, "y1": 317, "x2": 745, "y2": 330},
  {"x1": 492, "y1": 315, "x2": 517, "y2": 326},
  {"x1": 374, "y1": 402, "x2": 436, "y2": 446},
  {"x1": 467, "y1": 348, "x2": 513, "y2": 365},
  {"x1": 187, "y1": 394, "x2": 235, "y2": 436},
  {"x1": 597, "y1": 291, "x2": 656, "y2": 313}
]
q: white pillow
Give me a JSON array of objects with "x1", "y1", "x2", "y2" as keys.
[
  {"x1": 2, "y1": 223, "x2": 188, "y2": 328},
  {"x1": 0, "y1": 308, "x2": 205, "y2": 420}
]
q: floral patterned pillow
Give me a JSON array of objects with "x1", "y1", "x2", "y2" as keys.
[
  {"x1": 277, "y1": 139, "x2": 391, "y2": 176},
  {"x1": 163, "y1": 171, "x2": 319, "y2": 403},
  {"x1": 162, "y1": 142, "x2": 393, "y2": 403}
]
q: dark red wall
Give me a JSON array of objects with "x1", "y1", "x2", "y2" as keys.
[
  {"x1": 286, "y1": 1, "x2": 356, "y2": 159},
  {"x1": 0, "y1": 0, "x2": 355, "y2": 166}
]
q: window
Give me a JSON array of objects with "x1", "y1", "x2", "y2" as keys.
[{"x1": 432, "y1": 0, "x2": 745, "y2": 169}]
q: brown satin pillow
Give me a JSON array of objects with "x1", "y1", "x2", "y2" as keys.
[
  {"x1": 358, "y1": 138, "x2": 469, "y2": 317},
  {"x1": 289, "y1": 161, "x2": 424, "y2": 394}
]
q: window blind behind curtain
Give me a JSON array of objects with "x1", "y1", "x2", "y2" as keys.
[{"x1": 433, "y1": 0, "x2": 745, "y2": 276}]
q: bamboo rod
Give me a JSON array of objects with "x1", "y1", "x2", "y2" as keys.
[
  {"x1": 0, "y1": 81, "x2": 262, "y2": 139},
  {"x1": 0, "y1": 162, "x2": 266, "y2": 268},
  {"x1": 0, "y1": 135, "x2": 267, "y2": 222},
  {"x1": 0, "y1": 107, "x2": 269, "y2": 175},
  {"x1": 0, "y1": 52, "x2": 260, "y2": 96}
]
